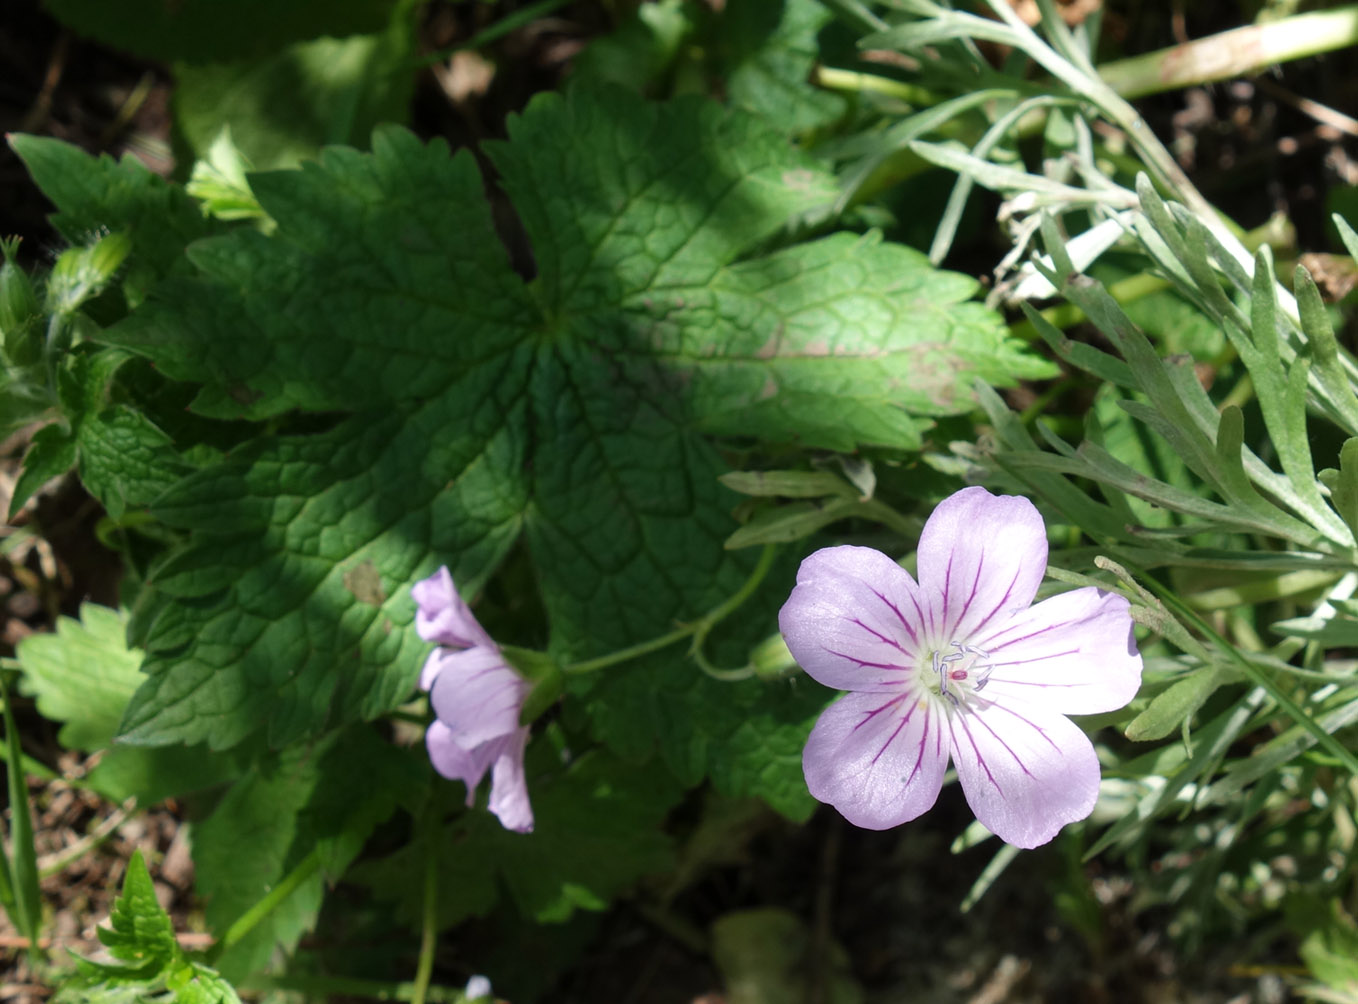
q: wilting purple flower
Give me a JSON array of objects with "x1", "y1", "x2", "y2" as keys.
[
  {"x1": 779, "y1": 486, "x2": 1141, "y2": 848},
  {"x1": 413, "y1": 567, "x2": 533, "y2": 833}
]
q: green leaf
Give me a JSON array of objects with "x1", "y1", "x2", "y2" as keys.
[
  {"x1": 99, "y1": 851, "x2": 177, "y2": 968},
  {"x1": 1320, "y1": 437, "x2": 1358, "y2": 538},
  {"x1": 174, "y1": 12, "x2": 417, "y2": 172},
  {"x1": 192, "y1": 725, "x2": 421, "y2": 980},
  {"x1": 10, "y1": 425, "x2": 77, "y2": 519},
  {"x1": 76, "y1": 405, "x2": 190, "y2": 519},
  {"x1": 572, "y1": 0, "x2": 696, "y2": 93},
  {"x1": 61, "y1": 851, "x2": 241, "y2": 1004},
  {"x1": 9, "y1": 134, "x2": 216, "y2": 284},
  {"x1": 13, "y1": 602, "x2": 242, "y2": 805},
  {"x1": 11, "y1": 350, "x2": 190, "y2": 520},
  {"x1": 361, "y1": 747, "x2": 683, "y2": 930},
  {"x1": 1299, "y1": 901, "x2": 1358, "y2": 993},
  {"x1": 45, "y1": 0, "x2": 398, "y2": 63},
  {"x1": 713, "y1": 0, "x2": 847, "y2": 134},
  {"x1": 1123, "y1": 665, "x2": 1228, "y2": 742},
  {"x1": 99, "y1": 88, "x2": 1044, "y2": 808},
  {"x1": 15, "y1": 604, "x2": 144, "y2": 751},
  {"x1": 718, "y1": 469, "x2": 857, "y2": 498}
]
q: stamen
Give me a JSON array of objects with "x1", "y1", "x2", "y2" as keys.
[{"x1": 929, "y1": 640, "x2": 994, "y2": 704}]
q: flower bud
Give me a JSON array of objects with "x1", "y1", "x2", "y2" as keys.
[
  {"x1": 88, "y1": 231, "x2": 132, "y2": 282},
  {"x1": 46, "y1": 231, "x2": 131, "y2": 317},
  {"x1": 750, "y1": 632, "x2": 799, "y2": 681},
  {"x1": 0, "y1": 238, "x2": 42, "y2": 366}
]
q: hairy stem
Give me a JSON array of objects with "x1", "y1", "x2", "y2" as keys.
[{"x1": 1099, "y1": 5, "x2": 1358, "y2": 100}]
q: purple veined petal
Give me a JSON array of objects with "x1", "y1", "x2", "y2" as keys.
[
  {"x1": 779, "y1": 545, "x2": 926, "y2": 693},
  {"x1": 946, "y1": 699, "x2": 1101, "y2": 849},
  {"x1": 971, "y1": 587, "x2": 1142, "y2": 716},
  {"x1": 412, "y1": 566, "x2": 495, "y2": 649},
  {"x1": 802, "y1": 690, "x2": 949, "y2": 830},
  {"x1": 916, "y1": 486, "x2": 1048, "y2": 644},
  {"x1": 429, "y1": 647, "x2": 529, "y2": 748},
  {"x1": 487, "y1": 726, "x2": 534, "y2": 833},
  {"x1": 426, "y1": 720, "x2": 494, "y2": 803}
]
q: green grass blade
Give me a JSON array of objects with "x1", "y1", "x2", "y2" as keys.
[{"x1": 0, "y1": 674, "x2": 42, "y2": 947}]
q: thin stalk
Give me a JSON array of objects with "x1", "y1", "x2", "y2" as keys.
[
  {"x1": 689, "y1": 545, "x2": 779, "y2": 681},
  {"x1": 1, "y1": 674, "x2": 43, "y2": 961},
  {"x1": 242, "y1": 975, "x2": 474, "y2": 1002},
  {"x1": 565, "y1": 544, "x2": 782, "y2": 676},
  {"x1": 1098, "y1": 6, "x2": 1358, "y2": 101},
  {"x1": 39, "y1": 798, "x2": 136, "y2": 878},
  {"x1": 410, "y1": 833, "x2": 438, "y2": 1004},
  {"x1": 811, "y1": 66, "x2": 942, "y2": 108},
  {"x1": 562, "y1": 626, "x2": 692, "y2": 675},
  {"x1": 219, "y1": 847, "x2": 322, "y2": 953}
]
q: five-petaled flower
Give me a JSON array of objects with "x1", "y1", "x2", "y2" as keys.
[
  {"x1": 412, "y1": 566, "x2": 533, "y2": 833},
  {"x1": 779, "y1": 486, "x2": 1141, "y2": 848}
]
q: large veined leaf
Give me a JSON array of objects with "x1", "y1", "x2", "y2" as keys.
[{"x1": 22, "y1": 86, "x2": 1049, "y2": 807}]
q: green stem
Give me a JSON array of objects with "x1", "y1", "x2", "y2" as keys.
[
  {"x1": 1, "y1": 673, "x2": 43, "y2": 962},
  {"x1": 1098, "y1": 6, "x2": 1358, "y2": 101},
  {"x1": 562, "y1": 625, "x2": 693, "y2": 675},
  {"x1": 220, "y1": 848, "x2": 322, "y2": 952},
  {"x1": 811, "y1": 66, "x2": 942, "y2": 107},
  {"x1": 241, "y1": 975, "x2": 474, "y2": 1002},
  {"x1": 565, "y1": 545, "x2": 780, "y2": 677},
  {"x1": 410, "y1": 831, "x2": 438, "y2": 1004},
  {"x1": 689, "y1": 545, "x2": 779, "y2": 681}
]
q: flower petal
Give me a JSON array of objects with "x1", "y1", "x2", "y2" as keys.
[
  {"x1": 412, "y1": 566, "x2": 494, "y2": 649},
  {"x1": 426, "y1": 720, "x2": 493, "y2": 802},
  {"x1": 916, "y1": 486, "x2": 1047, "y2": 643},
  {"x1": 429, "y1": 646, "x2": 528, "y2": 747},
  {"x1": 946, "y1": 700, "x2": 1100, "y2": 848},
  {"x1": 803, "y1": 690, "x2": 949, "y2": 830},
  {"x1": 487, "y1": 727, "x2": 534, "y2": 833},
  {"x1": 973, "y1": 587, "x2": 1142, "y2": 715},
  {"x1": 419, "y1": 648, "x2": 445, "y2": 692},
  {"x1": 779, "y1": 545, "x2": 926, "y2": 692}
]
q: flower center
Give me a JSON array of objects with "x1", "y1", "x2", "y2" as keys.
[{"x1": 925, "y1": 641, "x2": 993, "y2": 707}]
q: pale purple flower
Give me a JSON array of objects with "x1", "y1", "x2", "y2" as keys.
[
  {"x1": 779, "y1": 486, "x2": 1141, "y2": 849},
  {"x1": 413, "y1": 566, "x2": 533, "y2": 833}
]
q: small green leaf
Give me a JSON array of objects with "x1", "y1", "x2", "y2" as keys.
[
  {"x1": 1124, "y1": 666, "x2": 1228, "y2": 742},
  {"x1": 714, "y1": 0, "x2": 847, "y2": 134},
  {"x1": 1321, "y1": 437, "x2": 1358, "y2": 537},
  {"x1": 98, "y1": 851, "x2": 177, "y2": 968},
  {"x1": 10, "y1": 426, "x2": 76, "y2": 519},
  {"x1": 185, "y1": 129, "x2": 268, "y2": 223},
  {"x1": 9, "y1": 134, "x2": 216, "y2": 285},
  {"x1": 1299, "y1": 901, "x2": 1358, "y2": 992},
  {"x1": 62, "y1": 850, "x2": 241, "y2": 1003},
  {"x1": 718, "y1": 469, "x2": 857, "y2": 499},
  {"x1": 725, "y1": 497, "x2": 862, "y2": 549},
  {"x1": 15, "y1": 603, "x2": 144, "y2": 751}
]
